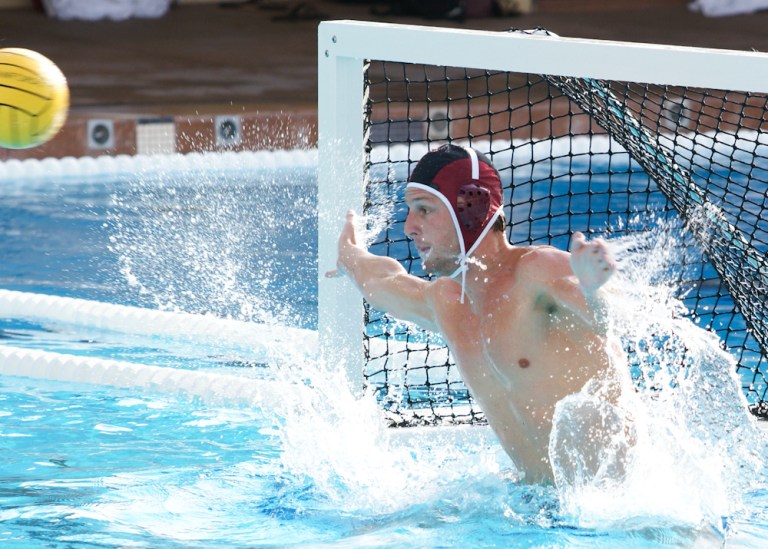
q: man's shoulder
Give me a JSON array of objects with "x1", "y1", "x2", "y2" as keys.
[
  {"x1": 428, "y1": 276, "x2": 464, "y2": 302},
  {"x1": 513, "y1": 245, "x2": 571, "y2": 280},
  {"x1": 515, "y1": 244, "x2": 568, "y2": 265},
  {"x1": 419, "y1": 276, "x2": 472, "y2": 320}
]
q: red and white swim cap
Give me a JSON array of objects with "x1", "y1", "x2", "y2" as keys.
[{"x1": 407, "y1": 144, "x2": 503, "y2": 253}]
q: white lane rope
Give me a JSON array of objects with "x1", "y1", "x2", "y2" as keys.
[
  {"x1": 0, "y1": 345, "x2": 281, "y2": 408},
  {"x1": 0, "y1": 149, "x2": 318, "y2": 186},
  {"x1": 0, "y1": 289, "x2": 318, "y2": 358}
]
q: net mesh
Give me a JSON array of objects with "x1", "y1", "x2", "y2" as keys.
[{"x1": 360, "y1": 31, "x2": 768, "y2": 425}]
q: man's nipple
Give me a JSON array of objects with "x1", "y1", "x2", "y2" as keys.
[{"x1": 518, "y1": 358, "x2": 530, "y2": 368}]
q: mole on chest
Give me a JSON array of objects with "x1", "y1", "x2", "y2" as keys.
[{"x1": 518, "y1": 358, "x2": 530, "y2": 368}]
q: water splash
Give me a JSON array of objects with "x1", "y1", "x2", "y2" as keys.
[
  {"x1": 106, "y1": 157, "x2": 317, "y2": 328},
  {"x1": 96, "y1": 151, "x2": 767, "y2": 540},
  {"x1": 258, "y1": 352, "x2": 512, "y2": 519},
  {"x1": 550, "y1": 216, "x2": 767, "y2": 533},
  {"x1": 100, "y1": 150, "x2": 514, "y2": 531}
]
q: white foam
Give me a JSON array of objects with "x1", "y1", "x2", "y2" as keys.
[{"x1": 549, "y1": 224, "x2": 768, "y2": 530}]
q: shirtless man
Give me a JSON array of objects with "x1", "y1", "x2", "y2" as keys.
[{"x1": 326, "y1": 144, "x2": 624, "y2": 484}]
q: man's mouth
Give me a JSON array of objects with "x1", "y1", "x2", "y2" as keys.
[{"x1": 416, "y1": 245, "x2": 431, "y2": 259}]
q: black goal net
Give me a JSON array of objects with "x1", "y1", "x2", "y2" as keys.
[{"x1": 360, "y1": 32, "x2": 768, "y2": 425}]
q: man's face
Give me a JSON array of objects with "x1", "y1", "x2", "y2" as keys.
[{"x1": 404, "y1": 187, "x2": 461, "y2": 276}]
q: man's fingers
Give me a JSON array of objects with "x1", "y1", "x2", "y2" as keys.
[
  {"x1": 328, "y1": 212, "x2": 358, "y2": 280},
  {"x1": 571, "y1": 231, "x2": 585, "y2": 251},
  {"x1": 344, "y1": 209, "x2": 359, "y2": 245}
]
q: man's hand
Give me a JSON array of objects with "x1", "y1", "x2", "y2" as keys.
[
  {"x1": 569, "y1": 231, "x2": 616, "y2": 294},
  {"x1": 323, "y1": 210, "x2": 437, "y2": 331},
  {"x1": 325, "y1": 210, "x2": 362, "y2": 279}
]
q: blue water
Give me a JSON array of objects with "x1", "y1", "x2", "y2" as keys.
[{"x1": 0, "y1": 151, "x2": 767, "y2": 548}]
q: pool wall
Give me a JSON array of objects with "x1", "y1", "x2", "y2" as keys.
[{"x1": 0, "y1": 108, "x2": 318, "y2": 161}]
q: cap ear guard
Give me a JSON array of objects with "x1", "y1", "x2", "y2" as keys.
[{"x1": 457, "y1": 183, "x2": 491, "y2": 232}]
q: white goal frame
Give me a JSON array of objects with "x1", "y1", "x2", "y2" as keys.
[{"x1": 316, "y1": 19, "x2": 768, "y2": 392}]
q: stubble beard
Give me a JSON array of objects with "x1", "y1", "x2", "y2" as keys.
[{"x1": 421, "y1": 249, "x2": 461, "y2": 278}]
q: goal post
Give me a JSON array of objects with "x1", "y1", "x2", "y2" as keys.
[
  {"x1": 317, "y1": 25, "x2": 366, "y2": 393},
  {"x1": 317, "y1": 20, "x2": 768, "y2": 420}
]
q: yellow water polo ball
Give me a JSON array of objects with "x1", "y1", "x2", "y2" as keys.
[{"x1": 0, "y1": 48, "x2": 69, "y2": 149}]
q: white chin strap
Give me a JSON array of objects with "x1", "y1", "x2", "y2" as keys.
[{"x1": 448, "y1": 206, "x2": 503, "y2": 304}]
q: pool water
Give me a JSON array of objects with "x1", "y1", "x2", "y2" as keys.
[{"x1": 0, "y1": 151, "x2": 767, "y2": 548}]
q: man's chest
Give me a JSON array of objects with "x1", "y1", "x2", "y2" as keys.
[{"x1": 438, "y1": 294, "x2": 542, "y2": 378}]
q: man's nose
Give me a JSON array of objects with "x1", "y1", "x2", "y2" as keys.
[{"x1": 404, "y1": 211, "x2": 418, "y2": 239}]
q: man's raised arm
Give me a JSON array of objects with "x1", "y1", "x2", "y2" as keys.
[
  {"x1": 567, "y1": 231, "x2": 616, "y2": 334},
  {"x1": 325, "y1": 210, "x2": 439, "y2": 332},
  {"x1": 522, "y1": 232, "x2": 616, "y2": 336}
]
